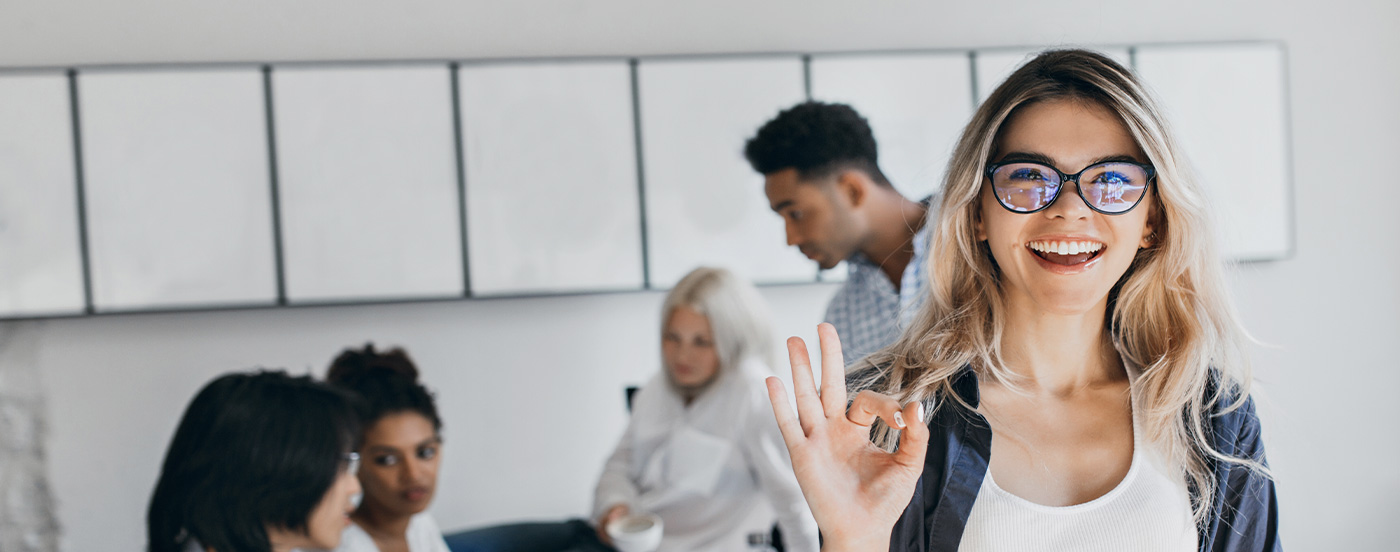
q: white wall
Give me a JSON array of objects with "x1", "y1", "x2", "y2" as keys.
[{"x1": 2, "y1": 1, "x2": 1398, "y2": 551}]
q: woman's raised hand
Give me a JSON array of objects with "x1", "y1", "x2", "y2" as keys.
[{"x1": 765, "y1": 323, "x2": 929, "y2": 551}]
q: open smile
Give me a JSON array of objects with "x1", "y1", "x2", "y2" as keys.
[{"x1": 1026, "y1": 239, "x2": 1106, "y2": 274}]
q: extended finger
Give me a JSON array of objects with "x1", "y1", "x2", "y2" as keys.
[
  {"x1": 785, "y1": 337, "x2": 824, "y2": 434},
  {"x1": 893, "y1": 400, "x2": 931, "y2": 468},
  {"x1": 846, "y1": 390, "x2": 906, "y2": 429},
  {"x1": 816, "y1": 323, "x2": 849, "y2": 418},
  {"x1": 765, "y1": 377, "x2": 806, "y2": 449}
]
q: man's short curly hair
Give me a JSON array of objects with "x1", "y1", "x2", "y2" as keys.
[{"x1": 744, "y1": 101, "x2": 889, "y2": 186}]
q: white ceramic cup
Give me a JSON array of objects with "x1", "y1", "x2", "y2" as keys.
[{"x1": 606, "y1": 513, "x2": 664, "y2": 552}]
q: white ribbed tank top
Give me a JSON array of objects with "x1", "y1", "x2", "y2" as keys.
[{"x1": 958, "y1": 383, "x2": 1197, "y2": 552}]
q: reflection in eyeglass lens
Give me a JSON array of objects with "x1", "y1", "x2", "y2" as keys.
[
  {"x1": 994, "y1": 164, "x2": 1061, "y2": 211},
  {"x1": 1081, "y1": 163, "x2": 1147, "y2": 212}
]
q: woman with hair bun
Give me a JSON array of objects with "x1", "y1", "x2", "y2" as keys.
[{"x1": 327, "y1": 344, "x2": 452, "y2": 552}]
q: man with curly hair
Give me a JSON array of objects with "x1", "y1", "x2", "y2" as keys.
[{"x1": 745, "y1": 101, "x2": 935, "y2": 363}]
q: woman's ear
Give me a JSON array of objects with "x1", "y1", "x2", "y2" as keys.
[
  {"x1": 1139, "y1": 203, "x2": 1161, "y2": 248},
  {"x1": 974, "y1": 195, "x2": 988, "y2": 241}
]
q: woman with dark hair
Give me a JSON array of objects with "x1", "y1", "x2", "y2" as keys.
[
  {"x1": 147, "y1": 370, "x2": 363, "y2": 552},
  {"x1": 327, "y1": 344, "x2": 452, "y2": 552}
]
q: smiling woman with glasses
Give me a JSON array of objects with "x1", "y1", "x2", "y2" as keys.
[
  {"x1": 765, "y1": 49, "x2": 1279, "y2": 552},
  {"x1": 147, "y1": 370, "x2": 363, "y2": 552}
]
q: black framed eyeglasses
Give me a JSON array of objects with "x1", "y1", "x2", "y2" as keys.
[{"x1": 985, "y1": 160, "x2": 1154, "y2": 215}]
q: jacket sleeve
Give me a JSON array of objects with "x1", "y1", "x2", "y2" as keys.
[
  {"x1": 1209, "y1": 395, "x2": 1282, "y2": 552},
  {"x1": 593, "y1": 417, "x2": 640, "y2": 521},
  {"x1": 743, "y1": 386, "x2": 821, "y2": 552}
]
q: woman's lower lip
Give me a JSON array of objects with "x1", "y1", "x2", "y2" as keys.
[
  {"x1": 1027, "y1": 247, "x2": 1103, "y2": 274},
  {"x1": 404, "y1": 490, "x2": 428, "y2": 502}
]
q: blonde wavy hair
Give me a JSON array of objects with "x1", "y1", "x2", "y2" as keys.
[{"x1": 853, "y1": 49, "x2": 1265, "y2": 523}]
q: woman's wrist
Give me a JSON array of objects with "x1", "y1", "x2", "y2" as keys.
[{"x1": 822, "y1": 530, "x2": 892, "y2": 552}]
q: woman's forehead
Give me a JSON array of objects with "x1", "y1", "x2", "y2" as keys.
[{"x1": 995, "y1": 99, "x2": 1145, "y2": 170}]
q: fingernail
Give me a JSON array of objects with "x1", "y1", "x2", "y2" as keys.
[{"x1": 893, "y1": 411, "x2": 906, "y2": 429}]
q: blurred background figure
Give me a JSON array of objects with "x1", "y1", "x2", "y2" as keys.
[
  {"x1": 593, "y1": 266, "x2": 818, "y2": 551},
  {"x1": 327, "y1": 344, "x2": 453, "y2": 552},
  {"x1": 146, "y1": 370, "x2": 363, "y2": 552},
  {"x1": 747, "y1": 102, "x2": 934, "y2": 363},
  {"x1": 444, "y1": 267, "x2": 818, "y2": 552}
]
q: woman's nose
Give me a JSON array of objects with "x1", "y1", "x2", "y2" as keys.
[{"x1": 1045, "y1": 180, "x2": 1092, "y2": 219}]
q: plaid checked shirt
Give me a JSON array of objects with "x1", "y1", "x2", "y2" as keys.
[{"x1": 824, "y1": 196, "x2": 935, "y2": 365}]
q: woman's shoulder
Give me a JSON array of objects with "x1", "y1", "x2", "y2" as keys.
[
  {"x1": 407, "y1": 513, "x2": 452, "y2": 552},
  {"x1": 332, "y1": 521, "x2": 379, "y2": 552},
  {"x1": 629, "y1": 372, "x2": 675, "y2": 406},
  {"x1": 1199, "y1": 370, "x2": 1268, "y2": 457}
]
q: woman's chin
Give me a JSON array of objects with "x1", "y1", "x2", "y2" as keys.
[{"x1": 1022, "y1": 286, "x2": 1114, "y2": 317}]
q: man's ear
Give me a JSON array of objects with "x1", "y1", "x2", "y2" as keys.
[{"x1": 835, "y1": 170, "x2": 869, "y2": 208}]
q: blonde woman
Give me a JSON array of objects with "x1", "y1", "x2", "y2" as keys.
[
  {"x1": 594, "y1": 266, "x2": 820, "y2": 551},
  {"x1": 766, "y1": 50, "x2": 1279, "y2": 552}
]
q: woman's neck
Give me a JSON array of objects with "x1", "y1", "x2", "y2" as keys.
[
  {"x1": 353, "y1": 504, "x2": 413, "y2": 542},
  {"x1": 265, "y1": 528, "x2": 306, "y2": 552},
  {"x1": 998, "y1": 294, "x2": 1124, "y2": 396}
]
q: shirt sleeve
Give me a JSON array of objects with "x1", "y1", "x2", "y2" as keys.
[
  {"x1": 592, "y1": 417, "x2": 640, "y2": 521},
  {"x1": 742, "y1": 384, "x2": 820, "y2": 552}
]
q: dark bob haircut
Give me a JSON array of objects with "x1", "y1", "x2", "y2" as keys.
[
  {"x1": 326, "y1": 344, "x2": 442, "y2": 433},
  {"x1": 147, "y1": 370, "x2": 359, "y2": 552},
  {"x1": 743, "y1": 100, "x2": 890, "y2": 186}
]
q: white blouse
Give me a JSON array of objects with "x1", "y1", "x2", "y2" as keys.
[
  {"x1": 333, "y1": 513, "x2": 451, "y2": 552},
  {"x1": 593, "y1": 359, "x2": 819, "y2": 552}
]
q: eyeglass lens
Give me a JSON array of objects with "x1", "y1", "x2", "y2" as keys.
[{"x1": 991, "y1": 162, "x2": 1148, "y2": 213}]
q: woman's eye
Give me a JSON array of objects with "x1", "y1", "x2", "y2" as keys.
[
  {"x1": 788, "y1": 210, "x2": 803, "y2": 221},
  {"x1": 1009, "y1": 168, "x2": 1048, "y2": 181},
  {"x1": 418, "y1": 446, "x2": 438, "y2": 460},
  {"x1": 375, "y1": 455, "x2": 399, "y2": 467},
  {"x1": 1094, "y1": 171, "x2": 1130, "y2": 184}
]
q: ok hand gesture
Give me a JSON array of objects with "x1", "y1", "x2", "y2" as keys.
[{"x1": 765, "y1": 324, "x2": 929, "y2": 551}]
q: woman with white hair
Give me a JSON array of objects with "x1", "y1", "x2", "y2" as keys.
[
  {"x1": 766, "y1": 49, "x2": 1279, "y2": 551},
  {"x1": 593, "y1": 266, "x2": 819, "y2": 551}
]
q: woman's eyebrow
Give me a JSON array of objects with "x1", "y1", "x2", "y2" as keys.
[
  {"x1": 1087, "y1": 154, "x2": 1144, "y2": 165},
  {"x1": 994, "y1": 151, "x2": 1057, "y2": 165},
  {"x1": 995, "y1": 151, "x2": 1143, "y2": 167},
  {"x1": 417, "y1": 436, "x2": 443, "y2": 447}
]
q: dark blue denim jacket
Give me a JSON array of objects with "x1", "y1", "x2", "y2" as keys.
[{"x1": 882, "y1": 368, "x2": 1281, "y2": 552}]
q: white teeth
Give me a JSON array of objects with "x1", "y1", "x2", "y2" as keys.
[{"x1": 1028, "y1": 240, "x2": 1104, "y2": 255}]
